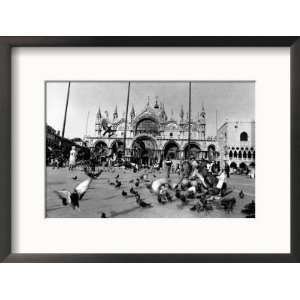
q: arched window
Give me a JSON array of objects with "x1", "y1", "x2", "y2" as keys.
[
  {"x1": 135, "y1": 118, "x2": 159, "y2": 136},
  {"x1": 240, "y1": 131, "x2": 248, "y2": 141},
  {"x1": 229, "y1": 151, "x2": 233, "y2": 158},
  {"x1": 239, "y1": 162, "x2": 247, "y2": 169},
  {"x1": 243, "y1": 151, "x2": 247, "y2": 159},
  {"x1": 253, "y1": 151, "x2": 255, "y2": 159},
  {"x1": 238, "y1": 151, "x2": 242, "y2": 158},
  {"x1": 234, "y1": 151, "x2": 237, "y2": 158},
  {"x1": 248, "y1": 151, "x2": 252, "y2": 159},
  {"x1": 208, "y1": 144, "x2": 216, "y2": 152},
  {"x1": 230, "y1": 162, "x2": 237, "y2": 169}
]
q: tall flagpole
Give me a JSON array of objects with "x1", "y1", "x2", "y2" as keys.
[
  {"x1": 61, "y1": 81, "x2": 71, "y2": 142},
  {"x1": 187, "y1": 81, "x2": 191, "y2": 159},
  {"x1": 123, "y1": 81, "x2": 131, "y2": 159}
]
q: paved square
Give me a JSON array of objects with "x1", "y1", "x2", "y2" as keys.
[{"x1": 46, "y1": 166, "x2": 255, "y2": 218}]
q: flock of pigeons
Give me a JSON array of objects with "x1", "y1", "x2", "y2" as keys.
[{"x1": 54, "y1": 167, "x2": 255, "y2": 218}]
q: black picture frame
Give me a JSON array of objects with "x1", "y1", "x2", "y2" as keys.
[{"x1": 0, "y1": 36, "x2": 299, "y2": 263}]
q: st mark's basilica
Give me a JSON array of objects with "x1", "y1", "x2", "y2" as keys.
[{"x1": 85, "y1": 97, "x2": 218, "y2": 165}]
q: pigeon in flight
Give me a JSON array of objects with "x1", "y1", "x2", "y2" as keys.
[
  {"x1": 147, "y1": 178, "x2": 170, "y2": 194},
  {"x1": 54, "y1": 178, "x2": 92, "y2": 209}
]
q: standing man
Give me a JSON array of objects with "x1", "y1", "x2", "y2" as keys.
[
  {"x1": 165, "y1": 156, "x2": 173, "y2": 178},
  {"x1": 225, "y1": 162, "x2": 230, "y2": 178},
  {"x1": 69, "y1": 146, "x2": 77, "y2": 171}
]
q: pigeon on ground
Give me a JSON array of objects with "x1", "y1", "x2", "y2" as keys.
[
  {"x1": 72, "y1": 175, "x2": 78, "y2": 180},
  {"x1": 175, "y1": 189, "x2": 182, "y2": 199},
  {"x1": 157, "y1": 194, "x2": 166, "y2": 204},
  {"x1": 136, "y1": 193, "x2": 152, "y2": 208},
  {"x1": 239, "y1": 190, "x2": 245, "y2": 199},
  {"x1": 190, "y1": 202, "x2": 203, "y2": 212},
  {"x1": 180, "y1": 193, "x2": 187, "y2": 203},
  {"x1": 220, "y1": 197, "x2": 236, "y2": 213},
  {"x1": 241, "y1": 200, "x2": 255, "y2": 217},
  {"x1": 115, "y1": 174, "x2": 120, "y2": 179},
  {"x1": 130, "y1": 187, "x2": 138, "y2": 195},
  {"x1": 54, "y1": 177, "x2": 92, "y2": 209},
  {"x1": 190, "y1": 204, "x2": 197, "y2": 211},
  {"x1": 100, "y1": 212, "x2": 106, "y2": 218},
  {"x1": 122, "y1": 190, "x2": 128, "y2": 197},
  {"x1": 85, "y1": 169, "x2": 103, "y2": 179},
  {"x1": 199, "y1": 198, "x2": 213, "y2": 212},
  {"x1": 115, "y1": 180, "x2": 121, "y2": 188},
  {"x1": 135, "y1": 179, "x2": 140, "y2": 187}
]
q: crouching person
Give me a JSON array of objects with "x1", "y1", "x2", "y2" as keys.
[{"x1": 208, "y1": 169, "x2": 232, "y2": 197}]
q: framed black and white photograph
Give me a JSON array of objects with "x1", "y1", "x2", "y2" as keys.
[
  {"x1": 46, "y1": 80, "x2": 255, "y2": 218},
  {"x1": 0, "y1": 37, "x2": 299, "y2": 262}
]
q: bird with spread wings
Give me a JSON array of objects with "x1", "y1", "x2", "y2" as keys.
[{"x1": 54, "y1": 177, "x2": 92, "y2": 210}]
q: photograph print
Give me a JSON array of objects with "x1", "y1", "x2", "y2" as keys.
[{"x1": 46, "y1": 81, "x2": 255, "y2": 218}]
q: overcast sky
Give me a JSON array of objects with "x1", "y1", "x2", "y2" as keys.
[{"x1": 46, "y1": 81, "x2": 254, "y2": 139}]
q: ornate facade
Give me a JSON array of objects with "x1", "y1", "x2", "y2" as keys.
[
  {"x1": 217, "y1": 121, "x2": 255, "y2": 169},
  {"x1": 85, "y1": 98, "x2": 218, "y2": 165}
]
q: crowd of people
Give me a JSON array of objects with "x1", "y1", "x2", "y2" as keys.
[{"x1": 149, "y1": 156, "x2": 254, "y2": 216}]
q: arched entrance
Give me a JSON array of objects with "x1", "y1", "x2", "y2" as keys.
[
  {"x1": 230, "y1": 162, "x2": 237, "y2": 169},
  {"x1": 239, "y1": 162, "x2": 247, "y2": 170},
  {"x1": 184, "y1": 142, "x2": 201, "y2": 159},
  {"x1": 163, "y1": 141, "x2": 180, "y2": 160},
  {"x1": 207, "y1": 144, "x2": 216, "y2": 161},
  {"x1": 110, "y1": 139, "x2": 124, "y2": 160},
  {"x1": 94, "y1": 141, "x2": 109, "y2": 163},
  {"x1": 131, "y1": 135, "x2": 157, "y2": 166},
  {"x1": 95, "y1": 141, "x2": 108, "y2": 153}
]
